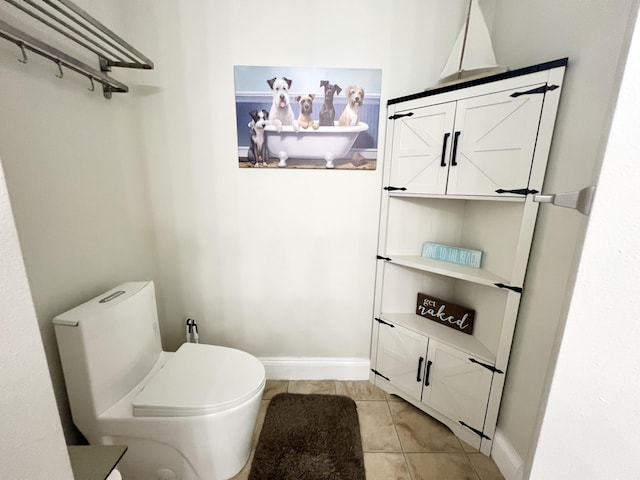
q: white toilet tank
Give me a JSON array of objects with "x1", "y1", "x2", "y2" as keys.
[{"x1": 54, "y1": 281, "x2": 163, "y2": 436}]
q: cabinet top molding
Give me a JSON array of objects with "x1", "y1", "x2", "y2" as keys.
[{"x1": 388, "y1": 58, "x2": 568, "y2": 106}]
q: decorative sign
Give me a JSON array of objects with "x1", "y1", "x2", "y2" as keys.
[
  {"x1": 416, "y1": 293, "x2": 475, "y2": 335},
  {"x1": 421, "y1": 242, "x2": 483, "y2": 268}
]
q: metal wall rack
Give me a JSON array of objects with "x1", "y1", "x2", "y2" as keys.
[{"x1": 0, "y1": 0, "x2": 153, "y2": 99}]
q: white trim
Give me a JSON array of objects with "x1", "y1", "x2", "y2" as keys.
[
  {"x1": 259, "y1": 357, "x2": 370, "y2": 380},
  {"x1": 492, "y1": 429, "x2": 524, "y2": 480}
]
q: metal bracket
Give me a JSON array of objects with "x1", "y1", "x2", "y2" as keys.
[
  {"x1": 533, "y1": 185, "x2": 596, "y2": 216},
  {"x1": 371, "y1": 369, "x2": 390, "y2": 381},
  {"x1": 469, "y1": 358, "x2": 504, "y2": 374},
  {"x1": 375, "y1": 318, "x2": 395, "y2": 328},
  {"x1": 389, "y1": 112, "x2": 414, "y2": 120},
  {"x1": 459, "y1": 421, "x2": 491, "y2": 440}
]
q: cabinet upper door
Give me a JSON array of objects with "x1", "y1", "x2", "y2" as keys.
[
  {"x1": 421, "y1": 340, "x2": 494, "y2": 435},
  {"x1": 388, "y1": 102, "x2": 456, "y2": 194},
  {"x1": 446, "y1": 84, "x2": 546, "y2": 197},
  {"x1": 375, "y1": 321, "x2": 428, "y2": 400}
]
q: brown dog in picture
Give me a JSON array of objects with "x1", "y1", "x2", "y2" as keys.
[
  {"x1": 338, "y1": 85, "x2": 365, "y2": 126},
  {"x1": 295, "y1": 93, "x2": 319, "y2": 130}
]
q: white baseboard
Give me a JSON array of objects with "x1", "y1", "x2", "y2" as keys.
[
  {"x1": 259, "y1": 357, "x2": 370, "y2": 380},
  {"x1": 492, "y1": 429, "x2": 525, "y2": 480}
]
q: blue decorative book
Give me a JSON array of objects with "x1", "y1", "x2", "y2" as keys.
[{"x1": 421, "y1": 242, "x2": 483, "y2": 268}]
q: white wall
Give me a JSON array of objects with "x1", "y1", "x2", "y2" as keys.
[
  {"x1": 0, "y1": 158, "x2": 73, "y2": 479},
  {"x1": 2, "y1": 1, "x2": 637, "y2": 471},
  {"x1": 487, "y1": 0, "x2": 639, "y2": 471},
  {"x1": 123, "y1": 0, "x2": 476, "y2": 360},
  {"x1": 0, "y1": 0, "x2": 159, "y2": 442},
  {"x1": 0, "y1": 0, "x2": 476, "y2": 442},
  {"x1": 530, "y1": 15, "x2": 640, "y2": 478}
]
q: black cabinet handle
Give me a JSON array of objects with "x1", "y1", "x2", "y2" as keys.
[
  {"x1": 451, "y1": 131, "x2": 461, "y2": 167},
  {"x1": 424, "y1": 360, "x2": 433, "y2": 386},
  {"x1": 416, "y1": 356, "x2": 424, "y2": 382},
  {"x1": 440, "y1": 132, "x2": 451, "y2": 167}
]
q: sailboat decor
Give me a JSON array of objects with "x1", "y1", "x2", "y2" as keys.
[{"x1": 436, "y1": 0, "x2": 508, "y2": 87}]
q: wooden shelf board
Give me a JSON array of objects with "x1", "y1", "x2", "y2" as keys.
[{"x1": 386, "y1": 255, "x2": 511, "y2": 287}]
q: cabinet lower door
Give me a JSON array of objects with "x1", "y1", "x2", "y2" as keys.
[
  {"x1": 446, "y1": 84, "x2": 546, "y2": 196},
  {"x1": 375, "y1": 321, "x2": 427, "y2": 400},
  {"x1": 422, "y1": 340, "x2": 493, "y2": 436},
  {"x1": 388, "y1": 103, "x2": 456, "y2": 194}
]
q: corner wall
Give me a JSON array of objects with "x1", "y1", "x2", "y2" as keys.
[
  {"x1": 0, "y1": 0, "x2": 159, "y2": 442},
  {"x1": 0, "y1": 158, "x2": 73, "y2": 479},
  {"x1": 530, "y1": 14, "x2": 640, "y2": 477},
  {"x1": 489, "y1": 0, "x2": 639, "y2": 472}
]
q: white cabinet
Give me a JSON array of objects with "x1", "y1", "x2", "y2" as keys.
[
  {"x1": 374, "y1": 319, "x2": 494, "y2": 438},
  {"x1": 371, "y1": 59, "x2": 568, "y2": 455},
  {"x1": 388, "y1": 84, "x2": 547, "y2": 197}
]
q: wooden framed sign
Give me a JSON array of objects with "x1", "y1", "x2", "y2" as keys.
[{"x1": 416, "y1": 293, "x2": 475, "y2": 335}]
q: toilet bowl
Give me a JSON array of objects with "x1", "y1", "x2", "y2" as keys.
[{"x1": 54, "y1": 281, "x2": 265, "y2": 480}]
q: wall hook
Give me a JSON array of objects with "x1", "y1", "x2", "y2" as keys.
[
  {"x1": 88, "y1": 77, "x2": 95, "y2": 92},
  {"x1": 54, "y1": 60, "x2": 63, "y2": 79},
  {"x1": 17, "y1": 42, "x2": 27, "y2": 64}
]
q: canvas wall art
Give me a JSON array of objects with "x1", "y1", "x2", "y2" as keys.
[{"x1": 234, "y1": 65, "x2": 382, "y2": 170}]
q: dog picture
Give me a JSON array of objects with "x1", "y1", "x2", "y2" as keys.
[
  {"x1": 319, "y1": 80, "x2": 342, "y2": 127},
  {"x1": 267, "y1": 76, "x2": 299, "y2": 132},
  {"x1": 247, "y1": 109, "x2": 269, "y2": 167},
  {"x1": 295, "y1": 93, "x2": 319, "y2": 130},
  {"x1": 338, "y1": 84, "x2": 365, "y2": 127}
]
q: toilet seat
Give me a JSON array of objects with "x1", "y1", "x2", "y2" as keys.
[{"x1": 132, "y1": 343, "x2": 265, "y2": 417}]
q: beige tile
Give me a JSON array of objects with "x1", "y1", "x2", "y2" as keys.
[
  {"x1": 468, "y1": 453, "x2": 505, "y2": 480},
  {"x1": 251, "y1": 400, "x2": 269, "y2": 447},
  {"x1": 405, "y1": 453, "x2": 479, "y2": 480},
  {"x1": 388, "y1": 400, "x2": 463, "y2": 452},
  {"x1": 386, "y1": 392, "x2": 406, "y2": 402},
  {"x1": 356, "y1": 400, "x2": 402, "y2": 452},
  {"x1": 364, "y1": 452, "x2": 411, "y2": 480},
  {"x1": 459, "y1": 438, "x2": 480, "y2": 453},
  {"x1": 262, "y1": 380, "x2": 288, "y2": 399},
  {"x1": 335, "y1": 380, "x2": 387, "y2": 400},
  {"x1": 287, "y1": 380, "x2": 336, "y2": 395}
]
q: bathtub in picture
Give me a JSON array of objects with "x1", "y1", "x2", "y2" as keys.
[{"x1": 265, "y1": 122, "x2": 369, "y2": 168}]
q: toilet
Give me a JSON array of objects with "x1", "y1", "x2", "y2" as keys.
[{"x1": 53, "y1": 281, "x2": 265, "y2": 480}]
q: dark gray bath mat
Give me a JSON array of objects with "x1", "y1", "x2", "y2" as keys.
[{"x1": 249, "y1": 393, "x2": 366, "y2": 480}]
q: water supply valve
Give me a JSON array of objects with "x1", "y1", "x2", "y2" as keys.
[{"x1": 185, "y1": 318, "x2": 199, "y2": 343}]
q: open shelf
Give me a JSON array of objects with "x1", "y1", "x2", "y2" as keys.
[{"x1": 384, "y1": 255, "x2": 510, "y2": 288}]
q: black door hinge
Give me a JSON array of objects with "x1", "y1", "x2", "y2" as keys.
[
  {"x1": 459, "y1": 421, "x2": 491, "y2": 440},
  {"x1": 469, "y1": 358, "x2": 504, "y2": 374},
  {"x1": 371, "y1": 369, "x2": 390, "y2": 381},
  {"x1": 510, "y1": 84, "x2": 559, "y2": 97},
  {"x1": 389, "y1": 112, "x2": 414, "y2": 120},
  {"x1": 494, "y1": 283, "x2": 523, "y2": 294},
  {"x1": 495, "y1": 188, "x2": 539, "y2": 196},
  {"x1": 375, "y1": 318, "x2": 396, "y2": 328}
]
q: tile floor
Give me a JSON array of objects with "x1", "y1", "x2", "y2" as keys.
[{"x1": 232, "y1": 380, "x2": 504, "y2": 480}]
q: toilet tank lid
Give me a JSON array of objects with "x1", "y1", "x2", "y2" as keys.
[
  {"x1": 132, "y1": 343, "x2": 266, "y2": 417},
  {"x1": 53, "y1": 282, "x2": 151, "y2": 326}
]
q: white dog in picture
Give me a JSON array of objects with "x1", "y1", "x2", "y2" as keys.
[
  {"x1": 267, "y1": 76, "x2": 299, "y2": 133},
  {"x1": 267, "y1": 76, "x2": 299, "y2": 167}
]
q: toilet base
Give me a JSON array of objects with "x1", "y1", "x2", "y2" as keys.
[{"x1": 97, "y1": 381, "x2": 263, "y2": 480}]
